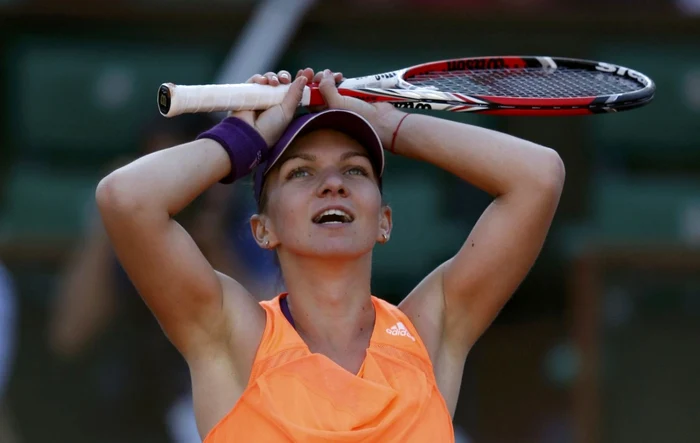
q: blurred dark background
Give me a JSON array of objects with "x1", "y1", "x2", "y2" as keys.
[{"x1": 1, "y1": 1, "x2": 699, "y2": 442}]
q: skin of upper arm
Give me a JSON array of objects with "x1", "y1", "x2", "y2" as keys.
[
  {"x1": 96, "y1": 177, "x2": 266, "y2": 368},
  {"x1": 400, "y1": 153, "x2": 564, "y2": 413}
]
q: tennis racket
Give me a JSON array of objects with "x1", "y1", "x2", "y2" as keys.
[{"x1": 157, "y1": 56, "x2": 655, "y2": 117}]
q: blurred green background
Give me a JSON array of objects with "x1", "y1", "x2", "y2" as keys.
[{"x1": 1, "y1": 1, "x2": 699, "y2": 443}]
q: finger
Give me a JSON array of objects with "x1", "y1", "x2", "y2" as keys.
[
  {"x1": 318, "y1": 69, "x2": 343, "y2": 107},
  {"x1": 279, "y1": 76, "x2": 308, "y2": 119},
  {"x1": 278, "y1": 70, "x2": 291, "y2": 84},
  {"x1": 301, "y1": 67, "x2": 315, "y2": 84},
  {"x1": 264, "y1": 72, "x2": 280, "y2": 86},
  {"x1": 314, "y1": 70, "x2": 341, "y2": 84},
  {"x1": 294, "y1": 69, "x2": 303, "y2": 79},
  {"x1": 247, "y1": 74, "x2": 266, "y2": 84}
]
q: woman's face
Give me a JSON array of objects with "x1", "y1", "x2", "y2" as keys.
[{"x1": 251, "y1": 129, "x2": 391, "y2": 260}]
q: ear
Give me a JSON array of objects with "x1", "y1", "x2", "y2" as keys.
[
  {"x1": 250, "y1": 213, "x2": 279, "y2": 249},
  {"x1": 377, "y1": 205, "x2": 393, "y2": 244}
]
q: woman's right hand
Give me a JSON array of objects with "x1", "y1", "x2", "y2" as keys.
[
  {"x1": 230, "y1": 70, "x2": 308, "y2": 147},
  {"x1": 296, "y1": 68, "x2": 406, "y2": 150}
]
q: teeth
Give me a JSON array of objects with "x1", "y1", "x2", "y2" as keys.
[
  {"x1": 321, "y1": 209, "x2": 349, "y2": 218},
  {"x1": 314, "y1": 209, "x2": 353, "y2": 223}
]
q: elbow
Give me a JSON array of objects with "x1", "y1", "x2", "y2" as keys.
[
  {"x1": 95, "y1": 169, "x2": 143, "y2": 216},
  {"x1": 533, "y1": 148, "x2": 565, "y2": 195}
]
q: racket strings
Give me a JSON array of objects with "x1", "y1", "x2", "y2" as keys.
[{"x1": 407, "y1": 68, "x2": 642, "y2": 98}]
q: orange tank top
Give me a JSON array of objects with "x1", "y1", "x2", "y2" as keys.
[{"x1": 203, "y1": 294, "x2": 454, "y2": 443}]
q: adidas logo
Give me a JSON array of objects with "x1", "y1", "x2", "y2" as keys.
[{"x1": 385, "y1": 322, "x2": 415, "y2": 341}]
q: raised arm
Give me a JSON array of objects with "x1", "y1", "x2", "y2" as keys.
[
  {"x1": 384, "y1": 113, "x2": 564, "y2": 416},
  {"x1": 388, "y1": 113, "x2": 564, "y2": 351},
  {"x1": 95, "y1": 137, "x2": 249, "y2": 358},
  {"x1": 96, "y1": 72, "x2": 308, "y2": 367}
]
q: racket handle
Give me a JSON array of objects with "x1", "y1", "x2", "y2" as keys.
[{"x1": 158, "y1": 83, "x2": 312, "y2": 117}]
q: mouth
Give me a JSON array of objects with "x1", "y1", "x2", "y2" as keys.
[{"x1": 312, "y1": 207, "x2": 355, "y2": 225}]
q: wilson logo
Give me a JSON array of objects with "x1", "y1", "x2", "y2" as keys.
[{"x1": 448, "y1": 58, "x2": 505, "y2": 71}]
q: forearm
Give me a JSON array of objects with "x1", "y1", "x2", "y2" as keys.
[
  {"x1": 98, "y1": 139, "x2": 230, "y2": 217},
  {"x1": 382, "y1": 112, "x2": 563, "y2": 197}
]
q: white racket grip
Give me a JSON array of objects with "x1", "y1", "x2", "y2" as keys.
[{"x1": 158, "y1": 83, "x2": 312, "y2": 117}]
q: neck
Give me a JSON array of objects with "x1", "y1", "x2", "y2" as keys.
[{"x1": 278, "y1": 252, "x2": 375, "y2": 351}]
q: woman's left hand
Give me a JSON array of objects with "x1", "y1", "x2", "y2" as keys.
[{"x1": 295, "y1": 68, "x2": 406, "y2": 149}]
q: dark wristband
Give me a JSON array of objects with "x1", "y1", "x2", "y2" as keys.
[{"x1": 196, "y1": 117, "x2": 267, "y2": 184}]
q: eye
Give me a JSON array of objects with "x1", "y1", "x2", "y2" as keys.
[
  {"x1": 345, "y1": 166, "x2": 369, "y2": 176},
  {"x1": 287, "y1": 167, "x2": 310, "y2": 179}
]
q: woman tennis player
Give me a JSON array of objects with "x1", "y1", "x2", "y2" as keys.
[{"x1": 97, "y1": 67, "x2": 565, "y2": 442}]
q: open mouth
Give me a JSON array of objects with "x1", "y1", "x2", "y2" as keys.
[{"x1": 312, "y1": 208, "x2": 354, "y2": 225}]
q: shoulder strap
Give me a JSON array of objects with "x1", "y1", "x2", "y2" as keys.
[{"x1": 256, "y1": 294, "x2": 307, "y2": 359}]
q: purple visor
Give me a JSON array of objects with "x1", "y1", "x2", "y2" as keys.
[{"x1": 254, "y1": 109, "x2": 385, "y2": 206}]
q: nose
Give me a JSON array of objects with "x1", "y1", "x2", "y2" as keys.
[{"x1": 316, "y1": 170, "x2": 348, "y2": 198}]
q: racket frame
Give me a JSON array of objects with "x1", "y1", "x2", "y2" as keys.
[
  {"x1": 158, "y1": 56, "x2": 655, "y2": 117},
  {"x1": 329, "y1": 56, "x2": 656, "y2": 115}
]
